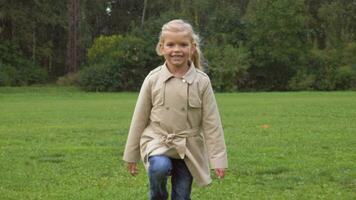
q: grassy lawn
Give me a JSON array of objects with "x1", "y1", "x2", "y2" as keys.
[{"x1": 0, "y1": 86, "x2": 355, "y2": 199}]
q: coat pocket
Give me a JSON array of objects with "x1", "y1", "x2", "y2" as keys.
[
  {"x1": 188, "y1": 85, "x2": 202, "y2": 127},
  {"x1": 188, "y1": 96, "x2": 202, "y2": 108},
  {"x1": 188, "y1": 83, "x2": 202, "y2": 108},
  {"x1": 151, "y1": 84, "x2": 165, "y2": 123},
  {"x1": 152, "y1": 86, "x2": 164, "y2": 106}
]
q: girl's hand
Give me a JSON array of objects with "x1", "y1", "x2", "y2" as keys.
[
  {"x1": 127, "y1": 162, "x2": 138, "y2": 176},
  {"x1": 215, "y1": 168, "x2": 226, "y2": 179}
]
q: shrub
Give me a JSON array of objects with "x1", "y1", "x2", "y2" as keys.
[
  {"x1": 0, "y1": 62, "x2": 17, "y2": 86},
  {"x1": 0, "y1": 60, "x2": 48, "y2": 86},
  {"x1": 288, "y1": 68, "x2": 315, "y2": 91},
  {"x1": 307, "y1": 49, "x2": 337, "y2": 90},
  {"x1": 205, "y1": 43, "x2": 250, "y2": 91},
  {"x1": 56, "y1": 72, "x2": 80, "y2": 86},
  {"x1": 334, "y1": 65, "x2": 356, "y2": 90},
  {"x1": 79, "y1": 63, "x2": 121, "y2": 92},
  {"x1": 79, "y1": 34, "x2": 149, "y2": 91},
  {"x1": 0, "y1": 41, "x2": 48, "y2": 86}
]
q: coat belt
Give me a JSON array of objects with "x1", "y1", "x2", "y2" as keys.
[{"x1": 151, "y1": 122, "x2": 200, "y2": 159}]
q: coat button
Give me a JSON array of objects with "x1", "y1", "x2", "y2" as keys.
[
  {"x1": 181, "y1": 107, "x2": 186, "y2": 111},
  {"x1": 166, "y1": 107, "x2": 170, "y2": 110},
  {"x1": 182, "y1": 79, "x2": 186, "y2": 83}
]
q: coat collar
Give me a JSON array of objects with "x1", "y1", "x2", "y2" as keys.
[{"x1": 161, "y1": 62, "x2": 197, "y2": 84}]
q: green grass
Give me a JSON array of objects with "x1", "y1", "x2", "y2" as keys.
[{"x1": 0, "y1": 86, "x2": 355, "y2": 199}]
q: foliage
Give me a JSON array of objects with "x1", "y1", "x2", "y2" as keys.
[
  {"x1": 56, "y1": 72, "x2": 81, "y2": 86},
  {"x1": 288, "y1": 42, "x2": 356, "y2": 91},
  {"x1": 0, "y1": 41, "x2": 48, "y2": 86},
  {"x1": 205, "y1": 43, "x2": 250, "y2": 91},
  {"x1": 334, "y1": 42, "x2": 356, "y2": 89},
  {"x1": 80, "y1": 34, "x2": 148, "y2": 91},
  {"x1": 318, "y1": 1, "x2": 356, "y2": 48},
  {"x1": 0, "y1": 0, "x2": 68, "y2": 79},
  {"x1": 1, "y1": 0, "x2": 356, "y2": 91},
  {"x1": 0, "y1": 62, "x2": 16, "y2": 86},
  {"x1": 79, "y1": 63, "x2": 120, "y2": 92},
  {"x1": 334, "y1": 65, "x2": 356, "y2": 90},
  {"x1": 288, "y1": 67, "x2": 316, "y2": 91},
  {"x1": 307, "y1": 49, "x2": 337, "y2": 90},
  {"x1": 244, "y1": 0, "x2": 309, "y2": 90}
]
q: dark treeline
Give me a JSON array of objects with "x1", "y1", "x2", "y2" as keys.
[{"x1": 1, "y1": 0, "x2": 356, "y2": 91}]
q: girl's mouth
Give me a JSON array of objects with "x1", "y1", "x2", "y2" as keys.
[{"x1": 171, "y1": 55, "x2": 183, "y2": 57}]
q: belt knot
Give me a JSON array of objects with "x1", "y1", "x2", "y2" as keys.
[{"x1": 160, "y1": 133, "x2": 176, "y2": 144}]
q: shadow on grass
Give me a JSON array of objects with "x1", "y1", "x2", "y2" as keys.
[{"x1": 30, "y1": 153, "x2": 66, "y2": 163}]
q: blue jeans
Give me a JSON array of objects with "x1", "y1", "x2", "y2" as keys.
[{"x1": 148, "y1": 155, "x2": 193, "y2": 200}]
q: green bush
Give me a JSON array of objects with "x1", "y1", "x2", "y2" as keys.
[
  {"x1": 289, "y1": 46, "x2": 356, "y2": 91},
  {"x1": 205, "y1": 43, "x2": 250, "y2": 91},
  {"x1": 0, "y1": 41, "x2": 48, "y2": 86},
  {"x1": 288, "y1": 68, "x2": 315, "y2": 91},
  {"x1": 79, "y1": 64, "x2": 121, "y2": 92},
  {"x1": 331, "y1": 42, "x2": 356, "y2": 90},
  {"x1": 80, "y1": 34, "x2": 149, "y2": 91},
  {"x1": 334, "y1": 65, "x2": 356, "y2": 90},
  {"x1": 342, "y1": 42, "x2": 356, "y2": 65},
  {"x1": 0, "y1": 60, "x2": 48, "y2": 86},
  {"x1": 307, "y1": 49, "x2": 336, "y2": 90},
  {"x1": 56, "y1": 72, "x2": 80, "y2": 86},
  {"x1": 0, "y1": 62, "x2": 17, "y2": 86},
  {"x1": 244, "y1": 0, "x2": 309, "y2": 90}
]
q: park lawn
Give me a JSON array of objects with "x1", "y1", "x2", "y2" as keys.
[{"x1": 0, "y1": 86, "x2": 355, "y2": 200}]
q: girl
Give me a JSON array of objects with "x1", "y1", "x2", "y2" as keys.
[{"x1": 123, "y1": 19, "x2": 228, "y2": 200}]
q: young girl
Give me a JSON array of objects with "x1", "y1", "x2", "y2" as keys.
[{"x1": 123, "y1": 19, "x2": 228, "y2": 200}]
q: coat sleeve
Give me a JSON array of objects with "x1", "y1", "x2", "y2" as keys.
[
  {"x1": 201, "y1": 79, "x2": 228, "y2": 169},
  {"x1": 123, "y1": 75, "x2": 152, "y2": 163}
]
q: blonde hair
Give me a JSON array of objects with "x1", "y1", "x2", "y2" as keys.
[{"x1": 156, "y1": 19, "x2": 203, "y2": 69}]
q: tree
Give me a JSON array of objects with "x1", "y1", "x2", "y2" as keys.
[
  {"x1": 318, "y1": 0, "x2": 356, "y2": 48},
  {"x1": 141, "y1": 0, "x2": 148, "y2": 28},
  {"x1": 67, "y1": 0, "x2": 81, "y2": 73},
  {"x1": 244, "y1": 0, "x2": 310, "y2": 90}
]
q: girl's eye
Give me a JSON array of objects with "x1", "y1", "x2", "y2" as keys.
[
  {"x1": 164, "y1": 42, "x2": 189, "y2": 48},
  {"x1": 166, "y1": 43, "x2": 174, "y2": 47}
]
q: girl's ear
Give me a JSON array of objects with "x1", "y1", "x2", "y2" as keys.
[
  {"x1": 190, "y1": 42, "x2": 197, "y2": 55},
  {"x1": 158, "y1": 43, "x2": 164, "y2": 55}
]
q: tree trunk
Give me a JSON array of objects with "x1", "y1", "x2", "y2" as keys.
[
  {"x1": 67, "y1": 0, "x2": 80, "y2": 73},
  {"x1": 141, "y1": 0, "x2": 148, "y2": 29},
  {"x1": 32, "y1": 26, "x2": 36, "y2": 63}
]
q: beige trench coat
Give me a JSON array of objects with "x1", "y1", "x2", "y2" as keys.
[{"x1": 123, "y1": 63, "x2": 228, "y2": 186}]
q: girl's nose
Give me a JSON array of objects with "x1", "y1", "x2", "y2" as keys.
[{"x1": 173, "y1": 45, "x2": 181, "y2": 51}]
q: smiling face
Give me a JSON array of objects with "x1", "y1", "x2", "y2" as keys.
[{"x1": 159, "y1": 31, "x2": 196, "y2": 69}]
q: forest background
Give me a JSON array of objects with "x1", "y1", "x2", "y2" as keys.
[{"x1": 1, "y1": 0, "x2": 356, "y2": 92}]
